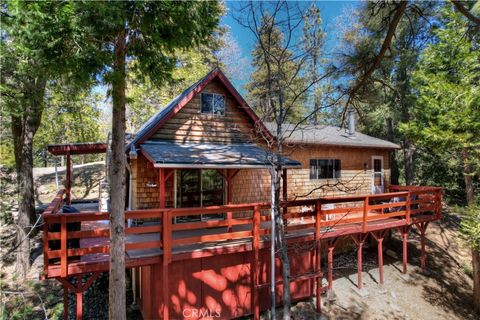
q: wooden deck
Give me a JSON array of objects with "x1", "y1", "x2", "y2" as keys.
[
  {"x1": 41, "y1": 185, "x2": 442, "y2": 320},
  {"x1": 41, "y1": 185, "x2": 442, "y2": 280}
]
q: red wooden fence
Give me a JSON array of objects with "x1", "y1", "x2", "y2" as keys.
[{"x1": 42, "y1": 185, "x2": 442, "y2": 280}]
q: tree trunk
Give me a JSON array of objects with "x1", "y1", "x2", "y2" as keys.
[
  {"x1": 109, "y1": 28, "x2": 127, "y2": 320},
  {"x1": 472, "y1": 249, "x2": 480, "y2": 313},
  {"x1": 403, "y1": 143, "x2": 415, "y2": 185},
  {"x1": 386, "y1": 118, "x2": 400, "y2": 185},
  {"x1": 272, "y1": 166, "x2": 291, "y2": 320},
  {"x1": 462, "y1": 149, "x2": 474, "y2": 206},
  {"x1": 11, "y1": 78, "x2": 46, "y2": 280}
]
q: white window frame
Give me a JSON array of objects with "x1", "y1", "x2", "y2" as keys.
[
  {"x1": 371, "y1": 155, "x2": 384, "y2": 194},
  {"x1": 200, "y1": 92, "x2": 226, "y2": 116}
]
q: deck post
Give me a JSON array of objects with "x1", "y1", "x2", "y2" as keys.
[
  {"x1": 162, "y1": 211, "x2": 171, "y2": 319},
  {"x1": 399, "y1": 226, "x2": 410, "y2": 273},
  {"x1": 351, "y1": 233, "x2": 369, "y2": 289},
  {"x1": 66, "y1": 152, "x2": 71, "y2": 205},
  {"x1": 61, "y1": 215, "x2": 67, "y2": 278},
  {"x1": 362, "y1": 196, "x2": 369, "y2": 233},
  {"x1": 415, "y1": 222, "x2": 429, "y2": 272},
  {"x1": 63, "y1": 284, "x2": 69, "y2": 320},
  {"x1": 227, "y1": 170, "x2": 233, "y2": 232},
  {"x1": 315, "y1": 200, "x2": 322, "y2": 312},
  {"x1": 252, "y1": 206, "x2": 260, "y2": 320},
  {"x1": 326, "y1": 239, "x2": 338, "y2": 295},
  {"x1": 371, "y1": 230, "x2": 387, "y2": 285},
  {"x1": 282, "y1": 169, "x2": 288, "y2": 216},
  {"x1": 406, "y1": 192, "x2": 411, "y2": 224}
]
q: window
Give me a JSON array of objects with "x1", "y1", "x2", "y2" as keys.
[
  {"x1": 201, "y1": 93, "x2": 225, "y2": 115},
  {"x1": 310, "y1": 159, "x2": 341, "y2": 179}
]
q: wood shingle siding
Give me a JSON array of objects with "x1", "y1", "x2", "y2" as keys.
[{"x1": 152, "y1": 79, "x2": 256, "y2": 144}]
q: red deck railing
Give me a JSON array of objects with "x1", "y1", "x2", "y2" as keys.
[{"x1": 41, "y1": 185, "x2": 442, "y2": 279}]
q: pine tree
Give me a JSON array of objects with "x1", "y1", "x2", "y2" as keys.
[{"x1": 245, "y1": 15, "x2": 308, "y2": 123}]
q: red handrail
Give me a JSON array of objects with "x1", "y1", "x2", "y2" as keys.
[{"x1": 42, "y1": 186, "x2": 442, "y2": 278}]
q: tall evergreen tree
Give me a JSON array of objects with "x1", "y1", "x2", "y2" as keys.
[
  {"x1": 1, "y1": 1, "x2": 102, "y2": 279},
  {"x1": 302, "y1": 4, "x2": 326, "y2": 124},
  {"x1": 401, "y1": 8, "x2": 480, "y2": 310},
  {"x1": 71, "y1": 2, "x2": 222, "y2": 318},
  {"x1": 245, "y1": 15, "x2": 308, "y2": 123}
]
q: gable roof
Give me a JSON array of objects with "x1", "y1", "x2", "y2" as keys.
[
  {"x1": 127, "y1": 68, "x2": 273, "y2": 150},
  {"x1": 264, "y1": 122, "x2": 400, "y2": 149}
]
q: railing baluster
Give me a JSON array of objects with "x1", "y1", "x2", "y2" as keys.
[
  {"x1": 315, "y1": 200, "x2": 322, "y2": 313},
  {"x1": 406, "y1": 192, "x2": 411, "y2": 224},
  {"x1": 362, "y1": 196, "x2": 368, "y2": 233},
  {"x1": 61, "y1": 215, "x2": 67, "y2": 278},
  {"x1": 43, "y1": 217, "x2": 49, "y2": 277}
]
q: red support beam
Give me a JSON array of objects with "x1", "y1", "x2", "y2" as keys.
[
  {"x1": 252, "y1": 206, "x2": 260, "y2": 320},
  {"x1": 399, "y1": 226, "x2": 410, "y2": 273},
  {"x1": 415, "y1": 222, "x2": 429, "y2": 272},
  {"x1": 315, "y1": 201, "x2": 322, "y2": 313},
  {"x1": 66, "y1": 153, "x2": 71, "y2": 205},
  {"x1": 351, "y1": 233, "x2": 369, "y2": 289},
  {"x1": 326, "y1": 238, "x2": 338, "y2": 293},
  {"x1": 76, "y1": 274, "x2": 83, "y2": 320},
  {"x1": 371, "y1": 230, "x2": 388, "y2": 285}
]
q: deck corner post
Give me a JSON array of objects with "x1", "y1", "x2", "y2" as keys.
[
  {"x1": 60, "y1": 215, "x2": 68, "y2": 278},
  {"x1": 161, "y1": 211, "x2": 171, "y2": 319},
  {"x1": 252, "y1": 205, "x2": 260, "y2": 320},
  {"x1": 315, "y1": 200, "x2": 322, "y2": 313},
  {"x1": 66, "y1": 152, "x2": 71, "y2": 205},
  {"x1": 406, "y1": 192, "x2": 411, "y2": 224},
  {"x1": 362, "y1": 196, "x2": 369, "y2": 233}
]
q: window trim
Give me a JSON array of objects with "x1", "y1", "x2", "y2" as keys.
[
  {"x1": 309, "y1": 158, "x2": 341, "y2": 180},
  {"x1": 200, "y1": 92, "x2": 226, "y2": 116}
]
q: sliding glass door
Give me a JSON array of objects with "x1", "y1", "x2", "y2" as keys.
[{"x1": 175, "y1": 169, "x2": 225, "y2": 222}]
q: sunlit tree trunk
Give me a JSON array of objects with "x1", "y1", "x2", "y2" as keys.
[
  {"x1": 109, "y1": 28, "x2": 127, "y2": 320},
  {"x1": 11, "y1": 78, "x2": 46, "y2": 279}
]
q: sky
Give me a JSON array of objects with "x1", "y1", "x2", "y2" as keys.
[{"x1": 221, "y1": 1, "x2": 359, "y2": 91}]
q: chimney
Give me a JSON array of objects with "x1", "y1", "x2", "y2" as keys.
[{"x1": 348, "y1": 108, "x2": 356, "y2": 137}]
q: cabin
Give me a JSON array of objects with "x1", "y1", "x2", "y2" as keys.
[{"x1": 42, "y1": 68, "x2": 442, "y2": 320}]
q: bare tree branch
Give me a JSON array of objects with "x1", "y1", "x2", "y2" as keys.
[{"x1": 451, "y1": 0, "x2": 480, "y2": 25}]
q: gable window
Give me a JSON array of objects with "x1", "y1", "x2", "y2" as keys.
[
  {"x1": 309, "y1": 159, "x2": 341, "y2": 179},
  {"x1": 201, "y1": 93, "x2": 225, "y2": 116}
]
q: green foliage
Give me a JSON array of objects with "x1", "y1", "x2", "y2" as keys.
[
  {"x1": 400, "y1": 8, "x2": 480, "y2": 198},
  {"x1": 126, "y1": 41, "x2": 223, "y2": 132},
  {"x1": 33, "y1": 86, "x2": 106, "y2": 166},
  {"x1": 245, "y1": 15, "x2": 308, "y2": 123},
  {"x1": 73, "y1": 1, "x2": 223, "y2": 87},
  {"x1": 460, "y1": 204, "x2": 480, "y2": 250}
]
